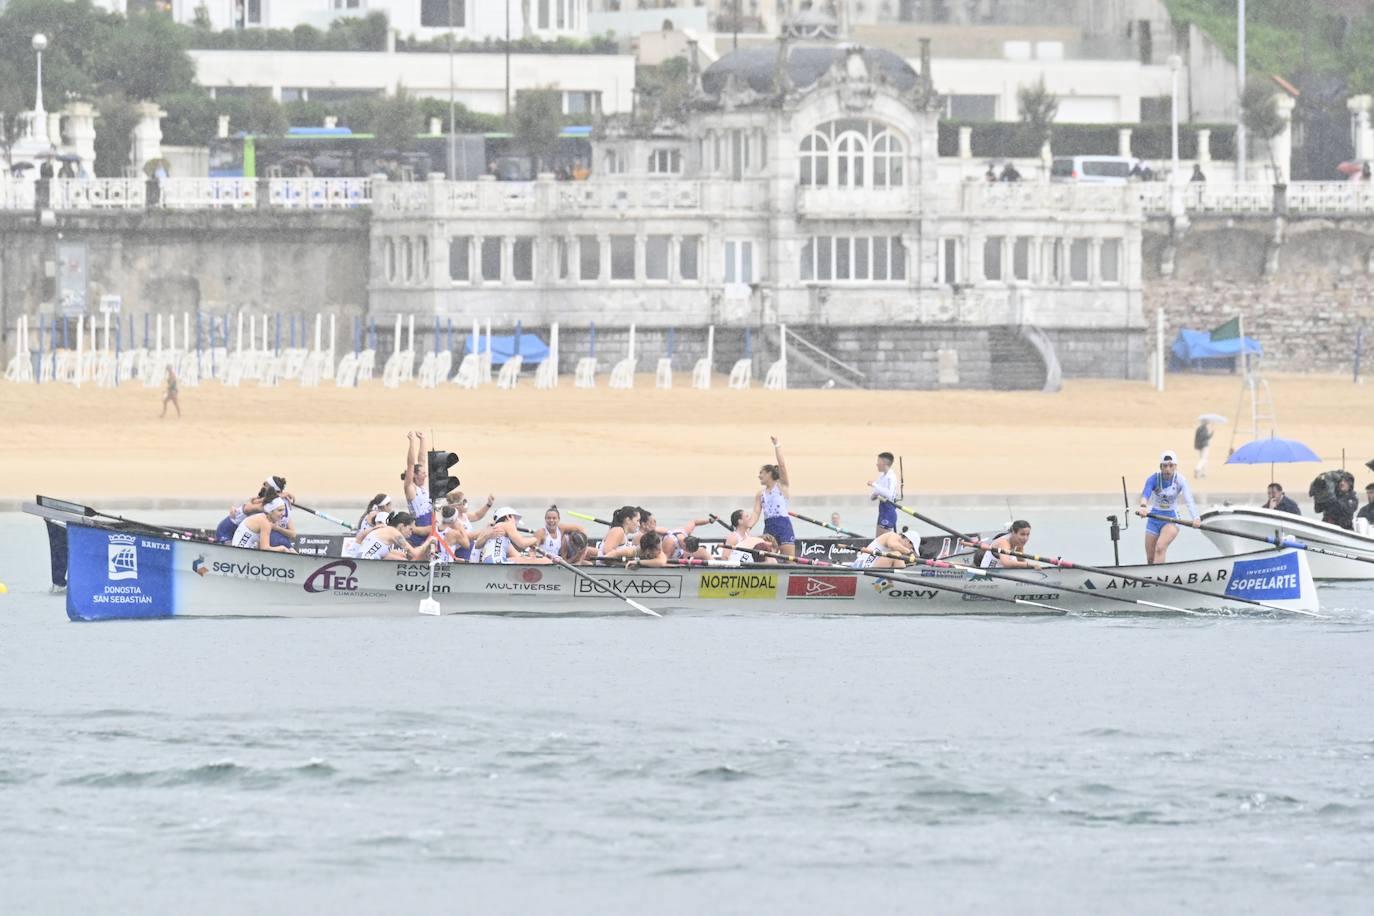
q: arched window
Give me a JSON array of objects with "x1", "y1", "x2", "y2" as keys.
[
  {"x1": 798, "y1": 120, "x2": 905, "y2": 189},
  {"x1": 384, "y1": 238, "x2": 397, "y2": 283},
  {"x1": 401, "y1": 237, "x2": 414, "y2": 283}
]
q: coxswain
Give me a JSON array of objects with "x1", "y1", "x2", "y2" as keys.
[
  {"x1": 1135, "y1": 450, "x2": 1200, "y2": 563},
  {"x1": 402, "y1": 431, "x2": 433, "y2": 547},
  {"x1": 867, "y1": 451, "x2": 899, "y2": 536},
  {"x1": 230, "y1": 498, "x2": 292, "y2": 552},
  {"x1": 747, "y1": 436, "x2": 796, "y2": 558},
  {"x1": 978, "y1": 520, "x2": 1044, "y2": 569},
  {"x1": 357, "y1": 511, "x2": 432, "y2": 561},
  {"x1": 851, "y1": 529, "x2": 919, "y2": 570}
]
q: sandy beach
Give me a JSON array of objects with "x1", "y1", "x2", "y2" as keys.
[{"x1": 2, "y1": 372, "x2": 1368, "y2": 509}]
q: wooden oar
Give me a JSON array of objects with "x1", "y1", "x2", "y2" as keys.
[
  {"x1": 740, "y1": 546, "x2": 1070, "y2": 614},
  {"x1": 897, "y1": 503, "x2": 1312, "y2": 617},
  {"x1": 788, "y1": 510, "x2": 863, "y2": 538},
  {"x1": 706, "y1": 513, "x2": 735, "y2": 533},
  {"x1": 291, "y1": 502, "x2": 353, "y2": 531},
  {"x1": 1148, "y1": 512, "x2": 1374, "y2": 567},
  {"x1": 853, "y1": 546, "x2": 1203, "y2": 616},
  {"x1": 533, "y1": 546, "x2": 660, "y2": 617},
  {"x1": 567, "y1": 510, "x2": 612, "y2": 526}
]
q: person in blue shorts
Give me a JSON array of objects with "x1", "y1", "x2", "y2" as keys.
[
  {"x1": 1135, "y1": 450, "x2": 1200, "y2": 564},
  {"x1": 867, "y1": 450, "x2": 899, "y2": 536},
  {"x1": 748, "y1": 436, "x2": 795, "y2": 559}
]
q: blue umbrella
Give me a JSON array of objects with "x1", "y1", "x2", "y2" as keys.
[{"x1": 1226, "y1": 434, "x2": 1321, "y2": 481}]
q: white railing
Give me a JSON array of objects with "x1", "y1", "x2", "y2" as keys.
[
  {"x1": 0, "y1": 176, "x2": 368, "y2": 211},
  {"x1": 161, "y1": 178, "x2": 257, "y2": 210},
  {"x1": 1138, "y1": 180, "x2": 1374, "y2": 216},
  {"x1": 0, "y1": 178, "x2": 35, "y2": 209},
  {"x1": 50, "y1": 178, "x2": 147, "y2": 210},
  {"x1": 268, "y1": 177, "x2": 371, "y2": 210}
]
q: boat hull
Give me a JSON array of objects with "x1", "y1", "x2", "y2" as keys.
[
  {"x1": 1201, "y1": 506, "x2": 1374, "y2": 580},
  {"x1": 57, "y1": 521, "x2": 1319, "y2": 620}
]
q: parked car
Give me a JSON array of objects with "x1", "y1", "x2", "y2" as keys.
[{"x1": 1050, "y1": 155, "x2": 1143, "y2": 184}]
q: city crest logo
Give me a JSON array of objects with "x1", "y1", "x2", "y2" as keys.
[{"x1": 107, "y1": 534, "x2": 139, "y2": 581}]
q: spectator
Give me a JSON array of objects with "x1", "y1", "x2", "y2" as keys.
[
  {"x1": 1190, "y1": 163, "x2": 1206, "y2": 182},
  {"x1": 1193, "y1": 419, "x2": 1213, "y2": 478},
  {"x1": 571, "y1": 159, "x2": 590, "y2": 181},
  {"x1": 1322, "y1": 476, "x2": 1359, "y2": 530},
  {"x1": 1357, "y1": 483, "x2": 1374, "y2": 528},
  {"x1": 1262, "y1": 483, "x2": 1300, "y2": 516},
  {"x1": 1363, "y1": 161, "x2": 1372, "y2": 182},
  {"x1": 1129, "y1": 161, "x2": 1144, "y2": 181},
  {"x1": 984, "y1": 164, "x2": 997, "y2": 182},
  {"x1": 999, "y1": 162, "x2": 1021, "y2": 182}
]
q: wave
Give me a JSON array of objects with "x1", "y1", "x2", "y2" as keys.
[{"x1": 60, "y1": 758, "x2": 337, "y2": 789}]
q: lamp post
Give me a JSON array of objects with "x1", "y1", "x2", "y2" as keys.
[
  {"x1": 1169, "y1": 53, "x2": 1182, "y2": 211},
  {"x1": 448, "y1": 0, "x2": 456, "y2": 179},
  {"x1": 32, "y1": 32, "x2": 47, "y2": 123},
  {"x1": 1236, "y1": 0, "x2": 1246, "y2": 183}
]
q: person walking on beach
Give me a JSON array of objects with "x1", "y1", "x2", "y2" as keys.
[
  {"x1": 867, "y1": 451, "x2": 899, "y2": 536},
  {"x1": 1135, "y1": 450, "x2": 1201, "y2": 564},
  {"x1": 1193, "y1": 419, "x2": 1213, "y2": 478},
  {"x1": 159, "y1": 366, "x2": 181, "y2": 418}
]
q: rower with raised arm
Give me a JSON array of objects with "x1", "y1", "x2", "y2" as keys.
[
  {"x1": 402, "y1": 431, "x2": 433, "y2": 547},
  {"x1": 979, "y1": 520, "x2": 1045, "y2": 569},
  {"x1": 749, "y1": 436, "x2": 796, "y2": 559},
  {"x1": 851, "y1": 529, "x2": 918, "y2": 570},
  {"x1": 230, "y1": 498, "x2": 292, "y2": 553},
  {"x1": 213, "y1": 479, "x2": 276, "y2": 542},
  {"x1": 867, "y1": 450, "x2": 899, "y2": 537},
  {"x1": 1135, "y1": 450, "x2": 1201, "y2": 564}
]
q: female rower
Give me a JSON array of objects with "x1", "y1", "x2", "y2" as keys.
[
  {"x1": 537, "y1": 505, "x2": 585, "y2": 556},
  {"x1": 851, "y1": 530, "x2": 919, "y2": 570},
  {"x1": 402, "y1": 431, "x2": 433, "y2": 548},
  {"x1": 1135, "y1": 450, "x2": 1201, "y2": 564},
  {"x1": 723, "y1": 509, "x2": 755, "y2": 564},
  {"x1": 436, "y1": 505, "x2": 472, "y2": 561},
  {"x1": 560, "y1": 530, "x2": 594, "y2": 565},
  {"x1": 749, "y1": 436, "x2": 795, "y2": 559},
  {"x1": 214, "y1": 489, "x2": 267, "y2": 542},
  {"x1": 356, "y1": 493, "x2": 392, "y2": 531},
  {"x1": 597, "y1": 506, "x2": 642, "y2": 559},
  {"x1": 979, "y1": 520, "x2": 1045, "y2": 569},
  {"x1": 628, "y1": 531, "x2": 668, "y2": 569},
  {"x1": 230, "y1": 498, "x2": 292, "y2": 553},
  {"x1": 475, "y1": 507, "x2": 544, "y2": 564},
  {"x1": 358, "y1": 511, "x2": 432, "y2": 561},
  {"x1": 262, "y1": 476, "x2": 297, "y2": 550}
]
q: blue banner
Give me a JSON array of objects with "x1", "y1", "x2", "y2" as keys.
[
  {"x1": 67, "y1": 525, "x2": 176, "y2": 620},
  {"x1": 1225, "y1": 552, "x2": 1301, "y2": 601}
]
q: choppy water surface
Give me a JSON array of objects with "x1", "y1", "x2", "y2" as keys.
[{"x1": 2, "y1": 507, "x2": 1373, "y2": 914}]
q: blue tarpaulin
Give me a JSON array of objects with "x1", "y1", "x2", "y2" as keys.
[
  {"x1": 1170, "y1": 328, "x2": 1263, "y2": 362},
  {"x1": 464, "y1": 332, "x2": 550, "y2": 365}
]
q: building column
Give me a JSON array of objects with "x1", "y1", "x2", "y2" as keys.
[
  {"x1": 502, "y1": 236, "x2": 514, "y2": 284},
  {"x1": 668, "y1": 235, "x2": 681, "y2": 283},
  {"x1": 1271, "y1": 95, "x2": 1297, "y2": 184},
  {"x1": 63, "y1": 101, "x2": 98, "y2": 177},
  {"x1": 1349, "y1": 95, "x2": 1374, "y2": 162},
  {"x1": 958, "y1": 126, "x2": 973, "y2": 160},
  {"x1": 128, "y1": 101, "x2": 166, "y2": 173},
  {"x1": 1117, "y1": 127, "x2": 1133, "y2": 158},
  {"x1": 1197, "y1": 128, "x2": 1212, "y2": 169},
  {"x1": 597, "y1": 233, "x2": 610, "y2": 282}
]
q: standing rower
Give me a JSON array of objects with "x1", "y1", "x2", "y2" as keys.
[
  {"x1": 1135, "y1": 450, "x2": 1201, "y2": 564},
  {"x1": 402, "y1": 431, "x2": 433, "y2": 547},
  {"x1": 747, "y1": 436, "x2": 796, "y2": 559},
  {"x1": 867, "y1": 451, "x2": 899, "y2": 536}
]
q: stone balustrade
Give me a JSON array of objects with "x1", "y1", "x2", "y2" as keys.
[
  {"x1": 1138, "y1": 180, "x2": 1374, "y2": 216},
  {"x1": 0, "y1": 177, "x2": 371, "y2": 212}
]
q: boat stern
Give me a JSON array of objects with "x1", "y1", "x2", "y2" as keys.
[{"x1": 1222, "y1": 549, "x2": 1318, "y2": 615}]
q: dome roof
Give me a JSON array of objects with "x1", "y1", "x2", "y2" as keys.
[{"x1": 701, "y1": 45, "x2": 918, "y2": 97}]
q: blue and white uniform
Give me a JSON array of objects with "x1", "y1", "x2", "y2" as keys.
[
  {"x1": 480, "y1": 534, "x2": 513, "y2": 564},
  {"x1": 214, "y1": 503, "x2": 249, "y2": 542},
  {"x1": 230, "y1": 517, "x2": 262, "y2": 549},
  {"x1": 359, "y1": 531, "x2": 397, "y2": 561},
  {"x1": 1141, "y1": 472, "x2": 1198, "y2": 535},
  {"x1": 871, "y1": 467, "x2": 898, "y2": 530},
  {"x1": 408, "y1": 488, "x2": 433, "y2": 548},
  {"x1": 760, "y1": 483, "x2": 796, "y2": 545},
  {"x1": 268, "y1": 500, "x2": 294, "y2": 549},
  {"x1": 539, "y1": 526, "x2": 563, "y2": 557}
]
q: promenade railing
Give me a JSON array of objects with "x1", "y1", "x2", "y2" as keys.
[
  {"x1": 1138, "y1": 180, "x2": 1374, "y2": 216},
  {"x1": 0, "y1": 177, "x2": 372, "y2": 212}
]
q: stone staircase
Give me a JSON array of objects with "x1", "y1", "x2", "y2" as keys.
[{"x1": 987, "y1": 325, "x2": 1062, "y2": 392}]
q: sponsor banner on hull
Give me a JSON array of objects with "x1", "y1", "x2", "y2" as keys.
[
  {"x1": 302, "y1": 559, "x2": 391, "y2": 599},
  {"x1": 195, "y1": 556, "x2": 297, "y2": 583},
  {"x1": 1226, "y1": 553, "x2": 1301, "y2": 600},
  {"x1": 785, "y1": 574, "x2": 857, "y2": 599},
  {"x1": 574, "y1": 574, "x2": 682, "y2": 599},
  {"x1": 294, "y1": 534, "x2": 337, "y2": 557},
  {"x1": 698, "y1": 572, "x2": 778, "y2": 599},
  {"x1": 68, "y1": 525, "x2": 175, "y2": 620}
]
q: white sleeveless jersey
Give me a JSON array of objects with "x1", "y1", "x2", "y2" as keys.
[
  {"x1": 724, "y1": 536, "x2": 751, "y2": 566},
  {"x1": 481, "y1": 535, "x2": 512, "y2": 564},
  {"x1": 231, "y1": 518, "x2": 261, "y2": 549},
  {"x1": 851, "y1": 538, "x2": 884, "y2": 569},
  {"x1": 761, "y1": 483, "x2": 789, "y2": 519},
  {"x1": 539, "y1": 527, "x2": 563, "y2": 556},
  {"x1": 409, "y1": 489, "x2": 433, "y2": 519},
  {"x1": 342, "y1": 538, "x2": 363, "y2": 559},
  {"x1": 359, "y1": 532, "x2": 396, "y2": 561},
  {"x1": 980, "y1": 544, "x2": 1005, "y2": 569},
  {"x1": 597, "y1": 528, "x2": 626, "y2": 557}
]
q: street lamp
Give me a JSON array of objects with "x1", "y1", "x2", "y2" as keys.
[
  {"x1": 1237, "y1": 0, "x2": 1246, "y2": 183},
  {"x1": 32, "y1": 33, "x2": 47, "y2": 119},
  {"x1": 1168, "y1": 54, "x2": 1181, "y2": 183}
]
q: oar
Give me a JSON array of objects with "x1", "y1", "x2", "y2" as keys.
[
  {"x1": 788, "y1": 510, "x2": 863, "y2": 538},
  {"x1": 706, "y1": 513, "x2": 734, "y2": 533},
  {"x1": 39, "y1": 496, "x2": 215, "y2": 544},
  {"x1": 291, "y1": 502, "x2": 353, "y2": 531},
  {"x1": 534, "y1": 546, "x2": 661, "y2": 617},
  {"x1": 418, "y1": 555, "x2": 441, "y2": 616},
  {"x1": 897, "y1": 503, "x2": 1310, "y2": 617},
  {"x1": 567, "y1": 510, "x2": 612, "y2": 526},
  {"x1": 741, "y1": 547, "x2": 1070, "y2": 614},
  {"x1": 1147, "y1": 512, "x2": 1374, "y2": 567},
  {"x1": 853, "y1": 546, "x2": 1203, "y2": 616}
]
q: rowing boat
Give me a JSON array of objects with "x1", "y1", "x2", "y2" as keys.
[
  {"x1": 1200, "y1": 505, "x2": 1374, "y2": 580},
  {"x1": 27, "y1": 500, "x2": 1319, "y2": 619}
]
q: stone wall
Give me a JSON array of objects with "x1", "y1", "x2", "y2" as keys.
[
  {"x1": 1142, "y1": 217, "x2": 1374, "y2": 373},
  {"x1": 0, "y1": 210, "x2": 370, "y2": 340}
]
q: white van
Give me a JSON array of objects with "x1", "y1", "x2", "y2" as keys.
[{"x1": 1049, "y1": 155, "x2": 1143, "y2": 184}]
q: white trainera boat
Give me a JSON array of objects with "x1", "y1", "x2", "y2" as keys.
[
  {"x1": 31, "y1": 503, "x2": 1320, "y2": 620},
  {"x1": 1201, "y1": 505, "x2": 1374, "y2": 580}
]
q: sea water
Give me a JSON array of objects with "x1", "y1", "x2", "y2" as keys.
[{"x1": 2, "y1": 507, "x2": 1372, "y2": 914}]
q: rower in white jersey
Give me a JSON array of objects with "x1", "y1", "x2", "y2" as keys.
[
  {"x1": 867, "y1": 451, "x2": 900, "y2": 536},
  {"x1": 357, "y1": 511, "x2": 431, "y2": 561},
  {"x1": 748, "y1": 436, "x2": 796, "y2": 559},
  {"x1": 537, "y1": 505, "x2": 585, "y2": 557},
  {"x1": 978, "y1": 521, "x2": 1044, "y2": 569},
  {"x1": 230, "y1": 499, "x2": 292, "y2": 552},
  {"x1": 850, "y1": 530, "x2": 918, "y2": 570},
  {"x1": 401, "y1": 431, "x2": 434, "y2": 548},
  {"x1": 475, "y1": 507, "x2": 543, "y2": 564},
  {"x1": 1134, "y1": 449, "x2": 1201, "y2": 564}
]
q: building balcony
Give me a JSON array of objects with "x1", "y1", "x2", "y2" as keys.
[{"x1": 795, "y1": 186, "x2": 916, "y2": 219}]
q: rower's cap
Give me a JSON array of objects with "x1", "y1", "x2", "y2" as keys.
[
  {"x1": 377, "y1": 495, "x2": 392, "y2": 507},
  {"x1": 264, "y1": 497, "x2": 287, "y2": 514},
  {"x1": 1159, "y1": 450, "x2": 1178, "y2": 464},
  {"x1": 899, "y1": 528, "x2": 917, "y2": 545},
  {"x1": 494, "y1": 506, "x2": 520, "y2": 521}
]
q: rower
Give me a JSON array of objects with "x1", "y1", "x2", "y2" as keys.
[
  {"x1": 560, "y1": 530, "x2": 594, "y2": 565},
  {"x1": 400, "y1": 431, "x2": 435, "y2": 547},
  {"x1": 356, "y1": 493, "x2": 392, "y2": 531},
  {"x1": 357, "y1": 511, "x2": 432, "y2": 561},
  {"x1": 214, "y1": 482, "x2": 269, "y2": 542},
  {"x1": 538, "y1": 505, "x2": 585, "y2": 557},
  {"x1": 867, "y1": 451, "x2": 899, "y2": 536},
  {"x1": 979, "y1": 521, "x2": 1044, "y2": 569},
  {"x1": 597, "y1": 506, "x2": 641, "y2": 559},
  {"x1": 679, "y1": 535, "x2": 711, "y2": 563},
  {"x1": 436, "y1": 505, "x2": 472, "y2": 561},
  {"x1": 628, "y1": 531, "x2": 668, "y2": 568},
  {"x1": 722, "y1": 509, "x2": 755, "y2": 564},
  {"x1": 851, "y1": 529, "x2": 918, "y2": 570},
  {"x1": 475, "y1": 507, "x2": 543, "y2": 564},
  {"x1": 748, "y1": 436, "x2": 796, "y2": 559},
  {"x1": 230, "y1": 498, "x2": 292, "y2": 553},
  {"x1": 1135, "y1": 450, "x2": 1201, "y2": 564}
]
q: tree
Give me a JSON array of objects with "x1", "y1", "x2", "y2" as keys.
[
  {"x1": 0, "y1": 59, "x2": 27, "y2": 166},
  {"x1": 92, "y1": 92, "x2": 139, "y2": 177},
  {"x1": 634, "y1": 56, "x2": 691, "y2": 130},
  {"x1": 92, "y1": 12, "x2": 196, "y2": 103},
  {"x1": 1017, "y1": 78, "x2": 1059, "y2": 154},
  {"x1": 1241, "y1": 78, "x2": 1288, "y2": 182},
  {"x1": 371, "y1": 85, "x2": 421, "y2": 151},
  {"x1": 511, "y1": 88, "x2": 563, "y2": 173}
]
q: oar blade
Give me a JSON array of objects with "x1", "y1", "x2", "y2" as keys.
[
  {"x1": 627, "y1": 599, "x2": 661, "y2": 618},
  {"x1": 418, "y1": 597, "x2": 442, "y2": 616}
]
